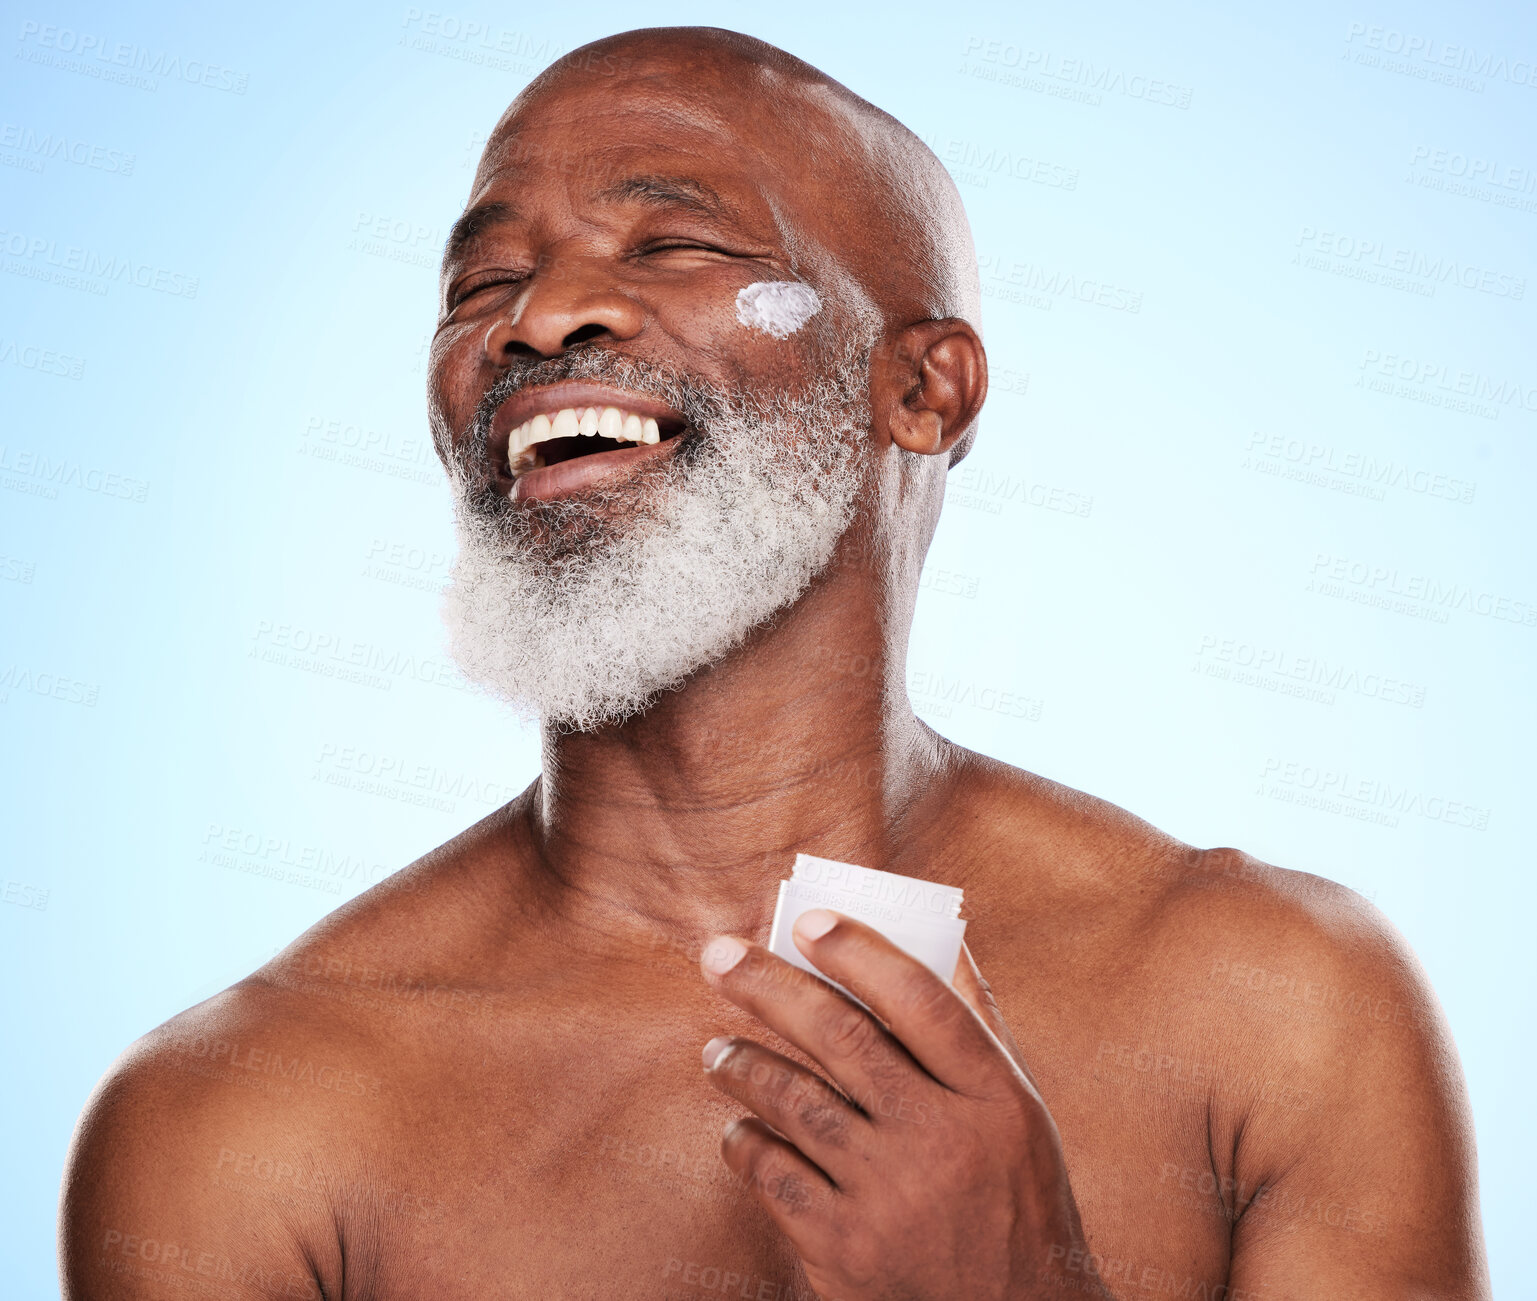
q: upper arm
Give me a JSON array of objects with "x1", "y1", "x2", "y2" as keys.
[
  {"x1": 1218, "y1": 878, "x2": 1491, "y2": 1300},
  {"x1": 60, "y1": 1031, "x2": 330, "y2": 1300}
]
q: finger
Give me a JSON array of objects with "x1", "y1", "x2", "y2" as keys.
[
  {"x1": 951, "y1": 942, "x2": 1038, "y2": 1089},
  {"x1": 700, "y1": 934, "x2": 930, "y2": 1118},
  {"x1": 718, "y1": 1115, "x2": 840, "y2": 1237},
  {"x1": 789, "y1": 909, "x2": 1007, "y2": 1097},
  {"x1": 702, "y1": 1036, "x2": 869, "y2": 1184}
]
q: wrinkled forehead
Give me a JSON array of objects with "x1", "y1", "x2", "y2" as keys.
[
  {"x1": 469, "y1": 74, "x2": 876, "y2": 312},
  {"x1": 482, "y1": 71, "x2": 755, "y2": 173},
  {"x1": 480, "y1": 89, "x2": 771, "y2": 220}
]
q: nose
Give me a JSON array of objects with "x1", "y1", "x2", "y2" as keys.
[{"x1": 482, "y1": 252, "x2": 645, "y2": 362}]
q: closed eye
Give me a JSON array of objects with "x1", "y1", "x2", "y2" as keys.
[
  {"x1": 636, "y1": 240, "x2": 737, "y2": 257},
  {"x1": 449, "y1": 275, "x2": 528, "y2": 307}
]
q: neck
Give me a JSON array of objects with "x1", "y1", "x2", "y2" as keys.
[{"x1": 519, "y1": 556, "x2": 953, "y2": 948}]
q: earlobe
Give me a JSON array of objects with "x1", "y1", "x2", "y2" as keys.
[{"x1": 908, "y1": 410, "x2": 944, "y2": 455}]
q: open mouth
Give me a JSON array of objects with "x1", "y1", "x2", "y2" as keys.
[{"x1": 506, "y1": 405, "x2": 687, "y2": 478}]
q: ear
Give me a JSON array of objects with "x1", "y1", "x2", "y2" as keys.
[{"x1": 870, "y1": 319, "x2": 988, "y2": 463}]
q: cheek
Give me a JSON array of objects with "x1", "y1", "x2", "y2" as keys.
[
  {"x1": 427, "y1": 327, "x2": 464, "y2": 388},
  {"x1": 649, "y1": 280, "x2": 826, "y2": 391},
  {"x1": 734, "y1": 281, "x2": 823, "y2": 339},
  {"x1": 643, "y1": 283, "x2": 806, "y2": 385},
  {"x1": 427, "y1": 324, "x2": 489, "y2": 425}
]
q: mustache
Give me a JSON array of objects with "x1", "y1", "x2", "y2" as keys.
[
  {"x1": 445, "y1": 338, "x2": 875, "y2": 508},
  {"x1": 446, "y1": 346, "x2": 726, "y2": 524},
  {"x1": 463, "y1": 347, "x2": 716, "y2": 459}
]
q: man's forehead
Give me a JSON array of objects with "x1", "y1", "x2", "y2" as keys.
[
  {"x1": 476, "y1": 134, "x2": 771, "y2": 218},
  {"x1": 473, "y1": 72, "x2": 827, "y2": 217},
  {"x1": 496, "y1": 45, "x2": 801, "y2": 140}
]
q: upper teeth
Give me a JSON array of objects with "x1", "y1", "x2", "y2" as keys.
[{"x1": 507, "y1": 406, "x2": 662, "y2": 471}]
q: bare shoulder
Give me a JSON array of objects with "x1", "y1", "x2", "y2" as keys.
[
  {"x1": 970, "y1": 746, "x2": 1468, "y2": 1077},
  {"x1": 1164, "y1": 851, "x2": 1488, "y2": 1294},
  {"x1": 61, "y1": 799, "x2": 528, "y2": 1298},
  {"x1": 953, "y1": 743, "x2": 1443, "y2": 1016},
  {"x1": 60, "y1": 978, "x2": 355, "y2": 1297},
  {"x1": 953, "y1": 747, "x2": 1490, "y2": 1296},
  {"x1": 1164, "y1": 846, "x2": 1436, "y2": 1021}
]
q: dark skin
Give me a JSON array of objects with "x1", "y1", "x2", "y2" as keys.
[{"x1": 61, "y1": 28, "x2": 1489, "y2": 1301}]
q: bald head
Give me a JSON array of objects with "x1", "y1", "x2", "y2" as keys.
[{"x1": 476, "y1": 30, "x2": 982, "y2": 445}]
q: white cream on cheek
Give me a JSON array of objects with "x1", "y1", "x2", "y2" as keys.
[{"x1": 735, "y1": 281, "x2": 823, "y2": 339}]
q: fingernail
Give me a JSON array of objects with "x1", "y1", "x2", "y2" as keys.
[
  {"x1": 701, "y1": 935, "x2": 748, "y2": 975},
  {"x1": 702, "y1": 1036, "x2": 732, "y2": 1069},
  {"x1": 794, "y1": 909, "x2": 838, "y2": 941}
]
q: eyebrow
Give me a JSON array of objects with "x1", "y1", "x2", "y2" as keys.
[
  {"x1": 443, "y1": 200, "x2": 517, "y2": 267},
  {"x1": 441, "y1": 173, "x2": 743, "y2": 272},
  {"x1": 593, "y1": 174, "x2": 733, "y2": 221}
]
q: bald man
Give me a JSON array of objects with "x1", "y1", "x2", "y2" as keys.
[{"x1": 61, "y1": 27, "x2": 1489, "y2": 1301}]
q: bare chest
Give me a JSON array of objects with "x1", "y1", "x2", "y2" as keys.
[
  {"x1": 335, "y1": 999, "x2": 1236, "y2": 1301},
  {"x1": 348, "y1": 1041, "x2": 819, "y2": 1300}
]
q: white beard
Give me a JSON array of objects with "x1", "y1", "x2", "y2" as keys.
[{"x1": 440, "y1": 347, "x2": 872, "y2": 733}]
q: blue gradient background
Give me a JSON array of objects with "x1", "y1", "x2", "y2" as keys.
[{"x1": 2, "y1": 1, "x2": 1533, "y2": 1295}]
